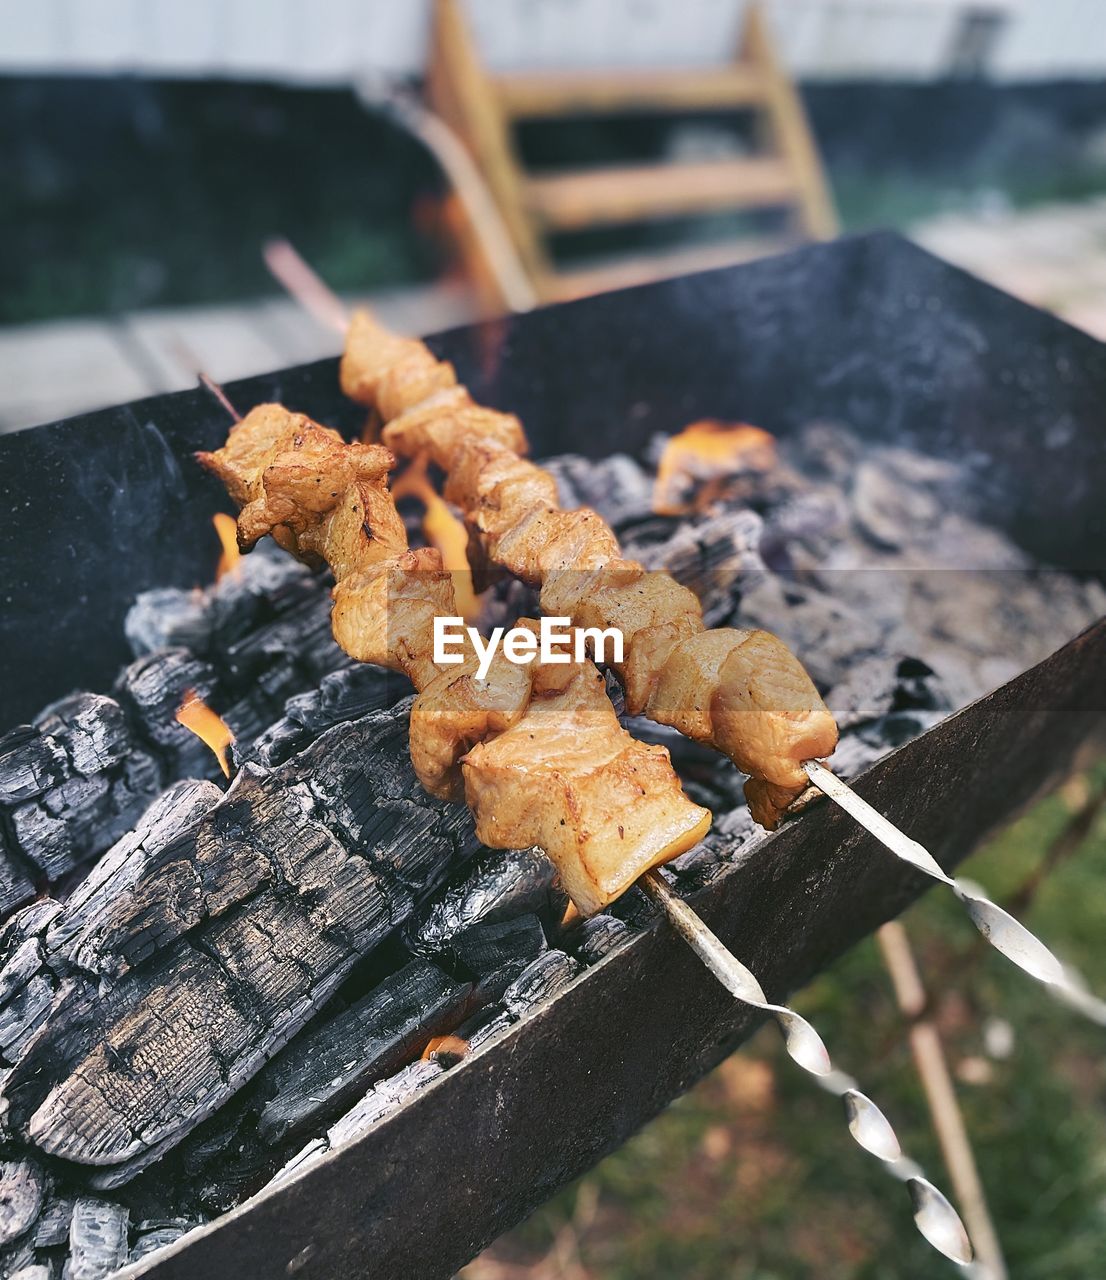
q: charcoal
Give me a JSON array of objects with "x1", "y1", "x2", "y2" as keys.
[
  {"x1": 268, "y1": 1139, "x2": 327, "y2": 1188},
  {"x1": 0, "y1": 932, "x2": 46, "y2": 1012},
  {"x1": 0, "y1": 834, "x2": 34, "y2": 923},
  {"x1": 545, "y1": 453, "x2": 655, "y2": 531},
  {"x1": 45, "y1": 780, "x2": 225, "y2": 975},
  {"x1": 0, "y1": 1161, "x2": 43, "y2": 1248},
  {"x1": 125, "y1": 588, "x2": 212, "y2": 658},
  {"x1": 760, "y1": 488, "x2": 850, "y2": 569},
  {"x1": 219, "y1": 668, "x2": 302, "y2": 755},
  {"x1": 458, "y1": 915, "x2": 549, "y2": 988},
  {"x1": 0, "y1": 905, "x2": 63, "y2": 1021},
  {"x1": 632, "y1": 508, "x2": 765, "y2": 626},
  {"x1": 205, "y1": 546, "x2": 324, "y2": 651},
  {"x1": 263, "y1": 1057, "x2": 450, "y2": 1191},
  {"x1": 219, "y1": 594, "x2": 344, "y2": 690},
  {"x1": 62, "y1": 1199, "x2": 128, "y2": 1280},
  {"x1": 0, "y1": 1241, "x2": 35, "y2": 1279},
  {"x1": 10, "y1": 1265, "x2": 50, "y2": 1280},
  {"x1": 502, "y1": 950, "x2": 580, "y2": 1018},
  {"x1": 0, "y1": 729, "x2": 66, "y2": 808},
  {"x1": 255, "y1": 957, "x2": 470, "y2": 1145},
  {"x1": 287, "y1": 664, "x2": 406, "y2": 733},
  {"x1": 411, "y1": 847, "x2": 565, "y2": 959},
  {"x1": 33, "y1": 696, "x2": 131, "y2": 779},
  {"x1": 31, "y1": 1195, "x2": 72, "y2": 1249},
  {"x1": 826, "y1": 655, "x2": 949, "y2": 730},
  {"x1": 0, "y1": 704, "x2": 478, "y2": 1184},
  {"x1": 572, "y1": 913, "x2": 632, "y2": 964},
  {"x1": 237, "y1": 719, "x2": 307, "y2": 771},
  {"x1": 852, "y1": 458, "x2": 943, "y2": 551},
  {"x1": 324, "y1": 1060, "x2": 443, "y2": 1151},
  {"x1": 787, "y1": 421, "x2": 865, "y2": 484},
  {"x1": 0, "y1": 976, "x2": 56, "y2": 1064},
  {"x1": 461, "y1": 1008, "x2": 513, "y2": 1052},
  {"x1": 7, "y1": 751, "x2": 163, "y2": 884},
  {"x1": 113, "y1": 649, "x2": 220, "y2": 779},
  {"x1": 129, "y1": 1219, "x2": 194, "y2": 1262},
  {"x1": 248, "y1": 663, "x2": 409, "y2": 768},
  {"x1": 737, "y1": 574, "x2": 886, "y2": 690},
  {"x1": 830, "y1": 709, "x2": 945, "y2": 779}
]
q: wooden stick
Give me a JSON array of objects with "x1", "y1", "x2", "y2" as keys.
[{"x1": 878, "y1": 920, "x2": 1006, "y2": 1280}]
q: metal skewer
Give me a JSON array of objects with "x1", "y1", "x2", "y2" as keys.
[
  {"x1": 641, "y1": 871, "x2": 973, "y2": 1267},
  {"x1": 803, "y1": 760, "x2": 1104, "y2": 1021},
  {"x1": 198, "y1": 373, "x2": 974, "y2": 1268}
]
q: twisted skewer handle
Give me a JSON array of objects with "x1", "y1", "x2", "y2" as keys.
[
  {"x1": 803, "y1": 761, "x2": 1103, "y2": 1019},
  {"x1": 640, "y1": 870, "x2": 973, "y2": 1266}
]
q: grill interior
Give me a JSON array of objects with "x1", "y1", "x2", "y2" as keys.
[{"x1": 0, "y1": 232, "x2": 1103, "y2": 1280}]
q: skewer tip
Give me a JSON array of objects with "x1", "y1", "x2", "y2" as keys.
[{"x1": 908, "y1": 1177, "x2": 974, "y2": 1265}]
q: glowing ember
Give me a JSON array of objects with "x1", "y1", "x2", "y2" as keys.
[
  {"x1": 212, "y1": 512, "x2": 242, "y2": 581},
  {"x1": 653, "y1": 419, "x2": 778, "y2": 515},
  {"x1": 421, "y1": 1034, "x2": 469, "y2": 1063},
  {"x1": 175, "y1": 689, "x2": 235, "y2": 779},
  {"x1": 393, "y1": 454, "x2": 483, "y2": 621}
]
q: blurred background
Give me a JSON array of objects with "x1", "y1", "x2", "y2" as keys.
[
  {"x1": 1, "y1": 3, "x2": 1104, "y2": 1276},
  {"x1": 5, "y1": 0, "x2": 1106, "y2": 429}
]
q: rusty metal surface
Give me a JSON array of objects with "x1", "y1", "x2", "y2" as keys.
[{"x1": 0, "y1": 232, "x2": 1104, "y2": 1277}]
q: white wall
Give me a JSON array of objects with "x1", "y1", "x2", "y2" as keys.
[{"x1": 0, "y1": 0, "x2": 1102, "y2": 84}]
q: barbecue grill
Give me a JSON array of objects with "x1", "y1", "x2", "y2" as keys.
[{"x1": 0, "y1": 231, "x2": 1103, "y2": 1279}]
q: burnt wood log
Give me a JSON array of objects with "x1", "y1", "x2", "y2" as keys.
[
  {"x1": 501, "y1": 951, "x2": 581, "y2": 1018},
  {"x1": 255, "y1": 957, "x2": 470, "y2": 1147},
  {"x1": 10, "y1": 1264, "x2": 50, "y2": 1280},
  {"x1": 410, "y1": 847, "x2": 566, "y2": 965},
  {"x1": 129, "y1": 1220, "x2": 194, "y2": 1265},
  {"x1": 62, "y1": 1199, "x2": 129, "y2": 1280},
  {"x1": 0, "y1": 701, "x2": 480, "y2": 1188},
  {"x1": 0, "y1": 696, "x2": 163, "y2": 915},
  {"x1": 113, "y1": 651, "x2": 220, "y2": 782},
  {"x1": 246, "y1": 663, "x2": 410, "y2": 769},
  {"x1": 31, "y1": 1191, "x2": 72, "y2": 1249},
  {"x1": 0, "y1": 1160, "x2": 44, "y2": 1250}
]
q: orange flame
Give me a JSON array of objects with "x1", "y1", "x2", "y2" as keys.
[
  {"x1": 393, "y1": 454, "x2": 483, "y2": 621},
  {"x1": 654, "y1": 420, "x2": 778, "y2": 516},
  {"x1": 175, "y1": 689, "x2": 235, "y2": 779},
  {"x1": 421, "y1": 1034, "x2": 470, "y2": 1063},
  {"x1": 213, "y1": 513, "x2": 242, "y2": 581}
]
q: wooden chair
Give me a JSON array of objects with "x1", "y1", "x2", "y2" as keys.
[{"x1": 426, "y1": 0, "x2": 838, "y2": 307}]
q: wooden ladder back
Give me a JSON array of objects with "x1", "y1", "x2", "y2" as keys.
[{"x1": 426, "y1": 0, "x2": 838, "y2": 305}]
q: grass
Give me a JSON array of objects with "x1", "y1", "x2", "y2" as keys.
[{"x1": 464, "y1": 758, "x2": 1106, "y2": 1279}]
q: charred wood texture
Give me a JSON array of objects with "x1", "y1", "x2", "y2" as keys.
[
  {"x1": 0, "y1": 545, "x2": 414, "y2": 924},
  {"x1": 255, "y1": 958, "x2": 469, "y2": 1147},
  {"x1": 0, "y1": 700, "x2": 479, "y2": 1195},
  {"x1": 0, "y1": 1160, "x2": 44, "y2": 1249},
  {"x1": 0, "y1": 695, "x2": 162, "y2": 917},
  {"x1": 410, "y1": 847, "x2": 567, "y2": 971}
]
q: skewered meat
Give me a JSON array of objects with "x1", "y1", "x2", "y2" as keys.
[
  {"x1": 338, "y1": 322, "x2": 839, "y2": 827},
  {"x1": 199, "y1": 404, "x2": 709, "y2": 913}
]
